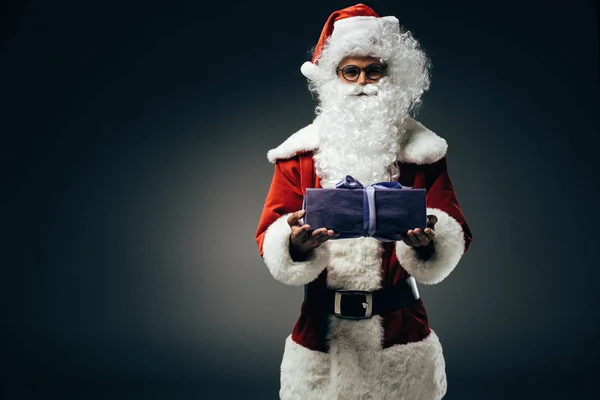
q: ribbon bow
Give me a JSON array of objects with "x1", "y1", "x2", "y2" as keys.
[{"x1": 335, "y1": 175, "x2": 409, "y2": 237}]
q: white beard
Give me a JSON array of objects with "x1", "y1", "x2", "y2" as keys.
[{"x1": 313, "y1": 77, "x2": 410, "y2": 188}]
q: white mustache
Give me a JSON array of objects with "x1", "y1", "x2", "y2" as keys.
[{"x1": 344, "y1": 83, "x2": 380, "y2": 96}]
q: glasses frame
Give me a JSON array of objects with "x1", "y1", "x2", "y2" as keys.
[{"x1": 336, "y1": 63, "x2": 387, "y2": 82}]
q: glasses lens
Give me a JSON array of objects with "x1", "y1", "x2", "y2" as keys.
[
  {"x1": 365, "y1": 64, "x2": 384, "y2": 79},
  {"x1": 342, "y1": 66, "x2": 361, "y2": 81}
]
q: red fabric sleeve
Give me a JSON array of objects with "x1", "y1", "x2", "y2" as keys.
[
  {"x1": 416, "y1": 156, "x2": 473, "y2": 252},
  {"x1": 255, "y1": 157, "x2": 304, "y2": 257}
]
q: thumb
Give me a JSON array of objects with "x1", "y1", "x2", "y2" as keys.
[
  {"x1": 426, "y1": 214, "x2": 438, "y2": 229},
  {"x1": 287, "y1": 210, "x2": 306, "y2": 226}
]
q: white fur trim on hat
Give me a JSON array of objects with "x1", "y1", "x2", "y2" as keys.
[
  {"x1": 331, "y1": 15, "x2": 400, "y2": 44},
  {"x1": 396, "y1": 207, "x2": 465, "y2": 285},
  {"x1": 261, "y1": 213, "x2": 329, "y2": 286}
]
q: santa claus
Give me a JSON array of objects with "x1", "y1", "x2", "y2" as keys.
[{"x1": 255, "y1": 4, "x2": 472, "y2": 399}]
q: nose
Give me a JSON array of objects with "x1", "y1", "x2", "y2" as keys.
[{"x1": 357, "y1": 71, "x2": 369, "y2": 85}]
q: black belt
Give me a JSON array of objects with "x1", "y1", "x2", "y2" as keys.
[{"x1": 304, "y1": 277, "x2": 419, "y2": 320}]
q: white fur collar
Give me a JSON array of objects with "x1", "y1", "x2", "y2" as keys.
[{"x1": 266, "y1": 117, "x2": 447, "y2": 165}]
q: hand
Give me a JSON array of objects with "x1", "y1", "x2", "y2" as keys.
[
  {"x1": 288, "y1": 210, "x2": 337, "y2": 254},
  {"x1": 397, "y1": 214, "x2": 438, "y2": 247}
]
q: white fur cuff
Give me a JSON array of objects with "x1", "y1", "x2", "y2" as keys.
[
  {"x1": 262, "y1": 214, "x2": 329, "y2": 286},
  {"x1": 396, "y1": 208, "x2": 465, "y2": 285}
]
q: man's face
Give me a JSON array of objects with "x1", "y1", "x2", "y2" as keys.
[{"x1": 336, "y1": 55, "x2": 386, "y2": 86}]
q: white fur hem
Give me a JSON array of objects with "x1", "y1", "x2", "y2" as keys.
[
  {"x1": 279, "y1": 331, "x2": 446, "y2": 400},
  {"x1": 396, "y1": 207, "x2": 465, "y2": 285},
  {"x1": 262, "y1": 214, "x2": 329, "y2": 286},
  {"x1": 280, "y1": 336, "x2": 330, "y2": 400},
  {"x1": 374, "y1": 330, "x2": 447, "y2": 400}
]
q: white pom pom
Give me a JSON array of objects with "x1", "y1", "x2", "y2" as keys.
[{"x1": 300, "y1": 61, "x2": 319, "y2": 80}]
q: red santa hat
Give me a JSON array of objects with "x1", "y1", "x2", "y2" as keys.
[{"x1": 300, "y1": 3, "x2": 400, "y2": 80}]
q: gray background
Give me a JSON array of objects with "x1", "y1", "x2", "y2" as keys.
[{"x1": 1, "y1": 0, "x2": 599, "y2": 398}]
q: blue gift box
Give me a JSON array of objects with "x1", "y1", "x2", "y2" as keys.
[{"x1": 302, "y1": 176, "x2": 426, "y2": 242}]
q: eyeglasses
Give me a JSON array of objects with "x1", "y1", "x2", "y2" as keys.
[{"x1": 336, "y1": 63, "x2": 387, "y2": 82}]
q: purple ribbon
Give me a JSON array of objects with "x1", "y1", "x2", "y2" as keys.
[{"x1": 335, "y1": 175, "x2": 409, "y2": 237}]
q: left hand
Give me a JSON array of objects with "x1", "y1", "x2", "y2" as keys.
[{"x1": 397, "y1": 214, "x2": 438, "y2": 247}]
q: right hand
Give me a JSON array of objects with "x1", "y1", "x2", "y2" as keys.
[{"x1": 288, "y1": 210, "x2": 337, "y2": 253}]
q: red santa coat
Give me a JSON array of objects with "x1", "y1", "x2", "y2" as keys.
[{"x1": 256, "y1": 117, "x2": 472, "y2": 400}]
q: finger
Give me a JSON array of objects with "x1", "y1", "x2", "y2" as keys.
[
  {"x1": 424, "y1": 228, "x2": 435, "y2": 241},
  {"x1": 310, "y1": 228, "x2": 328, "y2": 238},
  {"x1": 302, "y1": 231, "x2": 330, "y2": 249},
  {"x1": 291, "y1": 225, "x2": 312, "y2": 245},
  {"x1": 317, "y1": 229, "x2": 337, "y2": 243},
  {"x1": 315, "y1": 229, "x2": 335, "y2": 239},
  {"x1": 405, "y1": 236, "x2": 416, "y2": 246},
  {"x1": 399, "y1": 236, "x2": 412, "y2": 246},
  {"x1": 291, "y1": 224, "x2": 311, "y2": 236},
  {"x1": 317, "y1": 234, "x2": 331, "y2": 244},
  {"x1": 414, "y1": 228, "x2": 429, "y2": 246},
  {"x1": 396, "y1": 232, "x2": 409, "y2": 244},
  {"x1": 287, "y1": 210, "x2": 306, "y2": 226},
  {"x1": 407, "y1": 230, "x2": 421, "y2": 246}
]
